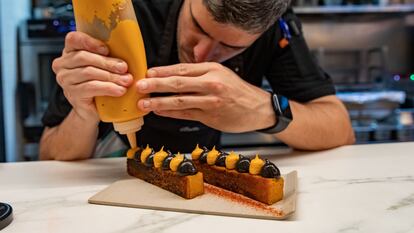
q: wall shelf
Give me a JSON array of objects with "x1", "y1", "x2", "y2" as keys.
[{"x1": 294, "y1": 4, "x2": 414, "y2": 14}]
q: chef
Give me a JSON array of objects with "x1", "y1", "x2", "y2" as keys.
[{"x1": 40, "y1": 0, "x2": 355, "y2": 160}]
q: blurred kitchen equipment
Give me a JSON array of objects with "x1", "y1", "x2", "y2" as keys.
[
  {"x1": 313, "y1": 44, "x2": 414, "y2": 143},
  {"x1": 338, "y1": 91, "x2": 406, "y2": 142},
  {"x1": 337, "y1": 91, "x2": 405, "y2": 120},
  {"x1": 18, "y1": 19, "x2": 74, "y2": 118},
  {"x1": 17, "y1": 18, "x2": 74, "y2": 160},
  {"x1": 324, "y1": 0, "x2": 344, "y2": 5},
  {"x1": 32, "y1": 0, "x2": 73, "y2": 19},
  {"x1": 295, "y1": 0, "x2": 320, "y2": 6},
  {"x1": 395, "y1": 109, "x2": 414, "y2": 141},
  {"x1": 314, "y1": 47, "x2": 389, "y2": 91}
]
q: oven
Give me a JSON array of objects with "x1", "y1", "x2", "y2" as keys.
[
  {"x1": 300, "y1": 11, "x2": 414, "y2": 144},
  {"x1": 17, "y1": 18, "x2": 74, "y2": 160}
]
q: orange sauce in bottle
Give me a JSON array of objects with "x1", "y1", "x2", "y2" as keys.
[{"x1": 72, "y1": 0, "x2": 148, "y2": 148}]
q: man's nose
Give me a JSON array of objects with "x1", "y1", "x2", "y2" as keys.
[{"x1": 193, "y1": 38, "x2": 218, "y2": 63}]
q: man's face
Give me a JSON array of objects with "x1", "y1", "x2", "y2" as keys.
[{"x1": 177, "y1": 0, "x2": 262, "y2": 64}]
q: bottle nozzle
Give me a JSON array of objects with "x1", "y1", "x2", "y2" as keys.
[
  {"x1": 113, "y1": 117, "x2": 144, "y2": 148},
  {"x1": 127, "y1": 133, "x2": 137, "y2": 148}
]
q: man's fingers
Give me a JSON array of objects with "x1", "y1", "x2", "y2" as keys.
[
  {"x1": 56, "y1": 67, "x2": 133, "y2": 88},
  {"x1": 138, "y1": 95, "x2": 223, "y2": 111},
  {"x1": 137, "y1": 76, "x2": 204, "y2": 94},
  {"x1": 147, "y1": 62, "x2": 220, "y2": 78},
  {"x1": 153, "y1": 109, "x2": 204, "y2": 122},
  {"x1": 63, "y1": 31, "x2": 109, "y2": 56},
  {"x1": 57, "y1": 51, "x2": 128, "y2": 74},
  {"x1": 70, "y1": 80, "x2": 127, "y2": 99}
]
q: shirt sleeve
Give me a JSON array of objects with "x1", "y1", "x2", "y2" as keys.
[
  {"x1": 265, "y1": 9, "x2": 336, "y2": 103},
  {"x1": 41, "y1": 84, "x2": 72, "y2": 128}
]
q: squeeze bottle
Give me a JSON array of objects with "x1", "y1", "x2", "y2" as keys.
[{"x1": 72, "y1": 0, "x2": 148, "y2": 148}]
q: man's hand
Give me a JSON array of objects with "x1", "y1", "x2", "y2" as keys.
[
  {"x1": 52, "y1": 31, "x2": 133, "y2": 123},
  {"x1": 136, "y1": 62, "x2": 276, "y2": 133}
]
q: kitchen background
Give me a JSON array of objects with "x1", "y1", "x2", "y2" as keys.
[{"x1": 1, "y1": 0, "x2": 414, "y2": 162}]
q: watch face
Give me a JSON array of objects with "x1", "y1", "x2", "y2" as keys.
[
  {"x1": 274, "y1": 94, "x2": 293, "y2": 120},
  {"x1": 257, "y1": 92, "x2": 292, "y2": 134}
]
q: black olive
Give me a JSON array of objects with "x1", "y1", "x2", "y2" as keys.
[
  {"x1": 144, "y1": 151, "x2": 155, "y2": 167},
  {"x1": 260, "y1": 159, "x2": 281, "y2": 178},
  {"x1": 133, "y1": 149, "x2": 142, "y2": 161},
  {"x1": 199, "y1": 147, "x2": 209, "y2": 164},
  {"x1": 136, "y1": 147, "x2": 153, "y2": 161},
  {"x1": 215, "y1": 152, "x2": 228, "y2": 167},
  {"x1": 177, "y1": 158, "x2": 198, "y2": 176},
  {"x1": 235, "y1": 155, "x2": 250, "y2": 173},
  {"x1": 162, "y1": 154, "x2": 176, "y2": 170}
]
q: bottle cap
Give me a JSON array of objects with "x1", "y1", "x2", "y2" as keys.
[{"x1": 113, "y1": 117, "x2": 144, "y2": 135}]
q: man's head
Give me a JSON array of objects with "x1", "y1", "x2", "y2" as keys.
[{"x1": 177, "y1": 0, "x2": 290, "y2": 63}]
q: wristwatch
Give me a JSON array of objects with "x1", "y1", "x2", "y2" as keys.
[{"x1": 257, "y1": 92, "x2": 293, "y2": 134}]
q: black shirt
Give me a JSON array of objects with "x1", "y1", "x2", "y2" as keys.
[{"x1": 42, "y1": 0, "x2": 335, "y2": 153}]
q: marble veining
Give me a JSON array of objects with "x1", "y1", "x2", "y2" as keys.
[
  {"x1": 116, "y1": 212, "x2": 199, "y2": 233},
  {"x1": 387, "y1": 193, "x2": 414, "y2": 211},
  {"x1": 337, "y1": 221, "x2": 362, "y2": 233},
  {"x1": 312, "y1": 175, "x2": 414, "y2": 185}
]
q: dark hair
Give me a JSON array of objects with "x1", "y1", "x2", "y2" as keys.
[{"x1": 202, "y1": 0, "x2": 291, "y2": 34}]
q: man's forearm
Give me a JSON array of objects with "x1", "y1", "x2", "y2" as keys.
[
  {"x1": 39, "y1": 110, "x2": 99, "y2": 160},
  {"x1": 276, "y1": 95, "x2": 355, "y2": 150}
]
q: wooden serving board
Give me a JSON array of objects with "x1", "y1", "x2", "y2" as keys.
[{"x1": 88, "y1": 171, "x2": 297, "y2": 220}]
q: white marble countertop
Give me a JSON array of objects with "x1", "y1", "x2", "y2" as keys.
[{"x1": 1, "y1": 142, "x2": 414, "y2": 233}]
